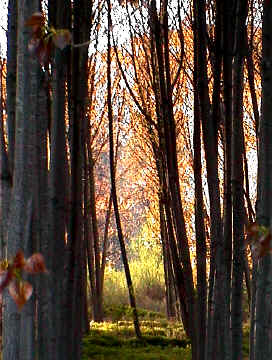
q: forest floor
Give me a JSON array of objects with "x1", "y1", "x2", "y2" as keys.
[{"x1": 82, "y1": 305, "x2": 250, "y2": 359}]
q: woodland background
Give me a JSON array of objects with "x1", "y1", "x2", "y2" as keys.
[{"x1": 0, "y1": 0, "x2": 271, "y2": 360}]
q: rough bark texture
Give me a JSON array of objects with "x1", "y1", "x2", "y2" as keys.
[
  {"x1": 66, "y1": 0, "x2": 91, "y2": 358},
  {"x1": 254, "y1": 3, "x2": 272, "y2": 359},
  {"x1": 47, "y1": 1, "x2": 70, "y2": 357},
  {"x1": 3, "y1": 1, "x2": 40, "y2": 359}
]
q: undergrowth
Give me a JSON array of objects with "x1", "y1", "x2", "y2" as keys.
[
  {"x1": 82, "y1": 328, "x2": 191, "y2": 360},
  {"x1": 82, "y1": 306, "x2": 191, "y2": 359},
  {"x1": 82, "y1": 306, "x2": 251, "y2": 360}
]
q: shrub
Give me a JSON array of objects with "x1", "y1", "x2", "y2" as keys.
[{"x1": 103, "y1": 226, "x2": 166, "y2": 314}]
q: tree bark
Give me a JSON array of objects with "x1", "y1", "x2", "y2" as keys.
[
  {"x1": 193, "y1": 54, "x2": 207, "y2": 360},
  {"x1": 254, "y1": 2, "x2": 272, "y2": 359},
  {"x1": 3, "y1": 0, "x2": 40, "y2": 358}
]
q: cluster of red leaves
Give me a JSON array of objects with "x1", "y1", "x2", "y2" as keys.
[
  {"x1": 246, "y1": 222, "x2": 272, "y2": 259},
  {"x1": 0, "y1": 251, "x2": 47, "y2": 310},
  {"x1": 25, "y1": 12, "x2": 72, "y2": 66}
]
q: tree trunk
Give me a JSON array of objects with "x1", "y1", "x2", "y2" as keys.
[
  {"x1": 193, "y1": 1, "x2": 224, "y2": 359},
  {"x1": 254, "y1": 2, "x2": 272, "y2": 359},
  {"x1": 66, "y1": 1, "x2": 91, "y2": 358},
  {"x1": 47, "y1": 1, "x2": 71, "y2": 358},
  {"x1": 231, "y1": 2, "x2": 248, "y2": 358},
  {"x1": 3, "y1": 0, "x2": 40, "y2": 358},
  {"x1": 88, "y1": 147, "x2": 103, "y2": 321},
  {"x1": 107, "y1": 0, "x2": 141, "y2": 339},
  {"x1": 193, "y1": 53, "x2": 207, "y2": 360}
]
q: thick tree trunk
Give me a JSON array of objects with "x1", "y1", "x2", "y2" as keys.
[
  {"x1": 254, "y1": 3, "x2": 272, "y2": 359},
  {"x1": 66, "y1": 1, "x2": 91, "y2": 358},
  {"x1": 36, "y1": 69, "x2": 51, "y2": 360},
  {"x1": 47, "y1": 2, "x2": 70, "y2": 358},
  {"x1": 3, "y1": 1, "x2": 40, "y2": 359}
]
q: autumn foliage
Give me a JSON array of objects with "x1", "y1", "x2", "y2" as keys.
[
  {"x1": 25, "y1": 12, "x2": 72, "y2": 65},
  {"x1": 0, "y1": 251, "x2": 47, "y2": 309},
  {"x1": 246, "y1": 222, "x2": 272, "y2": 259}
]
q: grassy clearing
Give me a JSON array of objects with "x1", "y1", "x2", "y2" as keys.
[
  {"x1": 82, "y1": 306, "x2": 191, "y2": 360},
  {"x1": 82, "y1": 326, "x2": 191, "y2": 360},
  {"x1": 82, "y1": 306, "x2": 251, "y2": 360}
]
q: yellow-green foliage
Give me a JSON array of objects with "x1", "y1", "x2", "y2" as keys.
[
  {"x1": 82, "y1": 319, "x2": 191, "y2": 360},
  {"x1": 88, "y1": 319, "x2": 186, "y2": 340},
  {"x1": 103, "y1": 221, "x2": 165, "y2": 313},
  {"x1": 103, "y1": 266, "x2": 128, "y2": 306}
]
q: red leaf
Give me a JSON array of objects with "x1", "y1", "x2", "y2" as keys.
[
  {"x1": 9, "y1": 280, "x2": 33, "y2": 310},
  {"x1": 25, "y1": 12, "x2": 45, "y2": 34},
  {"x1": 52, "y1": 30, "x2": 72, "y2": 50},
  {"x1": 246, "y1": 223, "x2": 272, "y2": 259},
  {"x1": 13, "y1": 250, "x2": 26, "y2": 269},
  {"x1": 24, "y1": 253, "x2": 48, "y2": 274}
]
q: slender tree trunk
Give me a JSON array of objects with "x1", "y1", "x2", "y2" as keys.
[
  {"x1": 194, "y1": 1, "x2": 225, "y2": 359},
  {"x1": 84, "y1": 146, "x2": 97, "y2": 320},
  {"x1": 100, "y1": 194, "x2": 113, "y2": 299},
  {"x1": 231, "y1": 2, "x2": 248, "y2": 357},
  {"x1": 222, "y1": 3, "x2": 234, "y2": 357},
  {"x1": 160, "y1": 199, "x2": 176, "y2": 319},
  {"x1": 193, "y1": 56, "x2": 207, "y2": 360},
  {"x1": 88, "y1": 148, "x2": 103, "y2": 321},
  {"x1": 107, "y1": 0, "x2": 141, "y2": 339},
  {"x1": 150, "y1": 3, "x2": 197, "y2": 354}
]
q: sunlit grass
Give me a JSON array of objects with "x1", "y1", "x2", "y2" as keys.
[
  {"x1": 82, "y1": 307, "x2": 191, "y2": 360},
  {"x1": 82, "y1": 322, "x2": 191, "y2": 360},
  {"x1": 88, "y1": 319, "x2": 186, "y2": 340},
  {"x1": 82, "y1": 307, "x2": 251, "y2": 360}
]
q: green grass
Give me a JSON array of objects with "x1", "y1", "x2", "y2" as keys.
[
  {"x1": 82, "y1": 309, "x2": 191, "y2": 360},
  {"x1": 82, "y1": 331, "x2": 192, "y2": 360},
  {"x1": 103, "y1": 304, "x2": 166, "y2": 322},
  {"x1": 82, "y1": 306, "x2": 251, "y2": 360}
]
